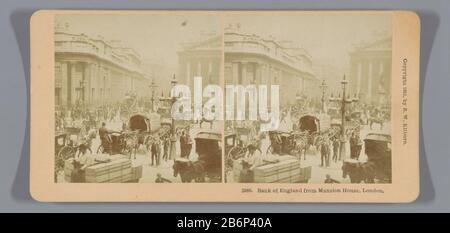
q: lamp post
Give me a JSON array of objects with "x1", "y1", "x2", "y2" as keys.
[
  {"x1": 329, "y1": 75, "x2": 359, "y2": 161},
  {"x1": 149, "y1": 79, "x2": 157, "y2": 112},
  {"x1": 169, "y1": 74, "x2": 178, "y2": 160},
  {"x1": 319, "y1": 79, "x2": 328, "y2": 113}
]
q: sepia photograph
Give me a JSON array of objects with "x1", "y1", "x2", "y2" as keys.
[
  {"x1": 53, "y1": 12, "x2": 392, "y2": 185},
  {"x1": 223, "y1": 13, "x2": 392, "y2": 184},
  {"x1": 53, "y1": 13, "x2": 223, "y2": 183},
  {"x1": 30, "y1": 10, "x2": 420, "y2": 202}
]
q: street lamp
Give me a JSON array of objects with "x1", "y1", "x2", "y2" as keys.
[
  {"x1": 319, "y1": 79, "x2": 328, "y2": 113},
  {"x1": 169, "y1": 74, "x2": 178, "y2": 160},
  {"x1": 149, "y1": 79, "x2": 157, "y2": 112},
  {"x1": 329, "y1": 75, "x2": 359, "y2": 161}
]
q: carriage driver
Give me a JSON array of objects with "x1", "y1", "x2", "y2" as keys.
[
  {"x1": 243, "y1": 142, "x2": 263, "y2": 171},
  {"x1": 238, "y1": 142, "x2": 263, "y2": 183},
  {"x1": 99, "y1": 122, "x2": 119, "y2": 154}
]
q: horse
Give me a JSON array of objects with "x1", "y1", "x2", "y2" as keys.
[
  {"x1": 342, "y1": 160, "x2": 376, "y2": 183},
  {"x1": 368, "y1": 117, "x2": 384, "y2": 130},
  {"x1": 76, "y1": 129, "x2": 97, "y2": 156},
  {"x1": 173, "y1": 158, "x2": 206, "y2": 183},
  {"x1": 70, "y1": 159, "x2": 85, "y2": 183},
  {"x1": 367, "y1": 109, "x2": 387, "y2": 130},
  {"x1": 293, "y1": 134, "x2": 309, "y2": 160},
  {"x1": 118, "y1": 131, "x2": 140, "y2": 159},
  {"x1": 198, "y1": 117, "x2": 214, "y2": 129}
]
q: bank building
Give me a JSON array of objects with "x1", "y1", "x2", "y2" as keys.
[
  {"x1": 348, "y1": 35, "x2": 392, "y2": 106},
  {"x1": 177, "y1": 25, "x2": 318, "y2": 105},
  {"x1": 54, "y1": 22, "x2": 149, "y2": 108}
]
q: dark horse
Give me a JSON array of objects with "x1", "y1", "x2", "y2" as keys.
[
  {"x1": 368, "y1": 117, "x2": 384, "y2": 130},
  {"x1": 342, "y1": 160, "x2": 376, "y2": 183},
  {"x1": 173, "y1": 158, "x2": 206, "y2": 183},
  {"x1": 198, "y1": 117, "x2": 214, "y2": 129}
]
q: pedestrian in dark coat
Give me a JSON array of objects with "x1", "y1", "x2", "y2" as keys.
[
  {"x1": 151, "y1": 139, "x2": 160, "y2": 166},
  {"x1": 350, "y1": 132, "x2": 358, "y2": 159},
  {"x1": 320, "y1": 139, "x2": 330, "y2": 167},
  {"x1": 185, "y1": 134, "x2": 193, "y2": 159},
  {"x1": 332, "y1": 137, "x2": 340, "y2": 162},
  {"x1": 162, "y1": 135, "x2": 170, "y2": 161},
  {"x1": 180, "y1": 131, "x2": 188, "y2": 158}
]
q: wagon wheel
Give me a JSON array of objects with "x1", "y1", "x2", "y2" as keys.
[
  {"x1": 57, "y1": 146, "x2": 76, "y2": 161},
  {"x1": 54, "y1": 151, "x2": 66, "y2": 182},
  {"x1": 229, "y1": 146, "x2": 246, "y2": 160},
  {"x1": 55, "y1": 146, "x2": 76, "y2": 181},
  {"x1": 225, "y1": 146, "x2": 246, "y2": 174},
  {"x1": 266, "y1": 145, "x2": 274, "y2": 155},
  {"x1": 121, "y1": 145, "x2": 133, "y2": 157},
  {"x1": 96, "y1": 144, "x2": 104, "y2": 154}
]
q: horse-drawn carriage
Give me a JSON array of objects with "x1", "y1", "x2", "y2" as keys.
[
  {"x1": 266, "y1": 113, "x2": 332, "y2": 160},
  {"x1": 54, "y1": 126, "x2": 96, "y2": 181},
  {"x1": 266, "y1": 130, "x2": 296, "y2": 156},
  {"x1": 367, "y1": 107, "x2": 389, "y2": 130},
  {"x1": 342, "y1": 133, "x2": 391, "y2": 183},
  {"x1": 224, "y1": 132, "x2": 238, "y2": 181},
  {"x1": 350, "y1": 111, "x2": 367, "y2": 125},
  {"x1": 96, "y1": 113, "x2": 159, "y2": 157},
  {"x1": 173, "y1": 130, "x2": 222, "y2": 183},
  {"x1": 56, "y1": 127, "x2": 84, "y2": 159},
  {"x1": 225, "y1": 128, "x2": 250, "y2": 159},
  {"x1": 298, "y1": 115, "x2": 320, "y2": 133},
  {"x1": 78, "y1": 110, "x2": 98, "y2": 131},
  {"x1": 223, "y1": 127, "x2": 261, "y2": 181}
]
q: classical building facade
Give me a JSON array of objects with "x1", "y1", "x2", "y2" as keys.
[
  {"x1": 224, "y1": 25, "x2": 316, "y2": 105},
  {"x1": 54, "y1": 23, "x2": 149, "y2": 108},
  {"x1": 177, "y1": 27, "x2": 317, "y2": 106},
  {"x1": 349, "y1": 37, "x2": 392, "y2": 105},
  {"x1": 177, "y1": 33, "x2": 222, "y2": 89}
]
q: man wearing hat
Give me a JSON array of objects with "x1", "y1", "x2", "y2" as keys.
[
  {"x1": 239, "y1": 142, "x2": 263, "y2": 183},
  {"x1": 243, "y1": 142, "x2": 263, "y2": 171}
]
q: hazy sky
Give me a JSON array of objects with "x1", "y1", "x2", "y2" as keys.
[
  {"x1": 225, "y1": 12, "x2": 391, "y2": 71},
  {"x1": 56, "y1": 14, "x2": 221, "y2": 67},
  {"x1": 57, "y1": 12, "x2": 391, "y2": 77}
]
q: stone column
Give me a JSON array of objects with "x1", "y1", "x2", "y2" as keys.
[
  {"x1": 356, "y1": 60, "x2": 362, "y2": 95},
  {"x1": 255, "y1": 63, "x2": 262, "y2": 85},
  {"x1": 61, "y1": 62, "x2": 68, "y2": 106},
  {"x1": 268, "y1": 65, "x2": 272, "y2": 87},
  {"x1": 208, "y1": 60, "x2": 213, "y2": 85},
  {"x1": 379, "y1": 60, "x2": 385, "y2": 105},
  {"x1": 186, "y1": 61, "x2": 191, "y2": 87},
  {"x1": 197, "y1": 60, "x2": 202, "y2": 76},
  {"x1": 93, "y1": 63, "x2": 99, "y2": 106},
  {"x1": 69, "y1": 61, "x2": 77, "y2": 106},
  {"x1": 272, "y1": 68, "x2": 278, "y2": 85},
  {"x1": 82, "y1": 62, "x2": 89, "y2": 105},
  {"x1": 232, "y1": 62, "x2": 239, "y2": 84},
  {"x1": 379, "y1": 60, "x2": 384, "y2": 74},
  {"x1": 260, "y1": 64, "x2": 267, "y2": 85},
  {"x1": 241, "y1": 62, "x2": 247, "y2": 85},
  {"x1": 85, "y1": 63, "x2": 91, "y2": 105}
]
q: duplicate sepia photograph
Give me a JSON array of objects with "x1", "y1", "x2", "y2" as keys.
[
  {"x1": 53, "y1": 13, "x2": 223, "y2": 183},
  {"x1": 223, "y1": 12, "x2": 392, "y2": 184}
]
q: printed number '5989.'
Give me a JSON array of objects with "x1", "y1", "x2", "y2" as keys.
[{"x1": 221, "y1": 218, "x2": 272, "y2": 228}]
